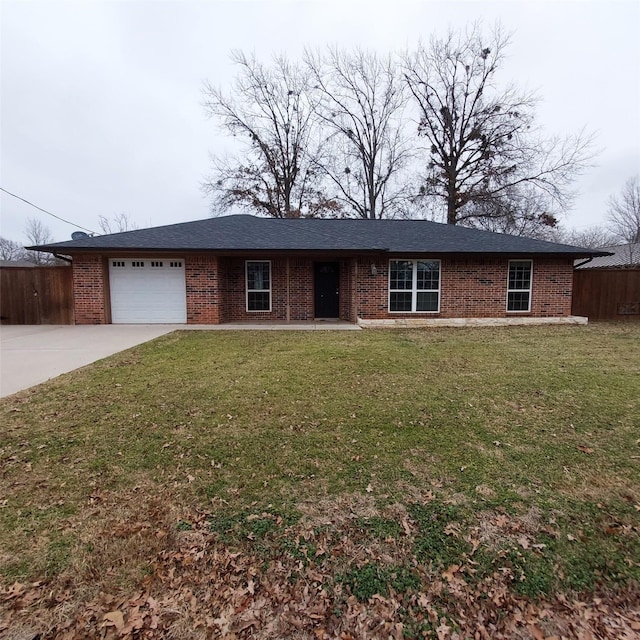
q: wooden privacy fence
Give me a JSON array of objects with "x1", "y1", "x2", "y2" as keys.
[
  {"x1": 572, "y1": 268, "x2": 640, "y2": 321},
  {"x1": 0, "y1": 266, "x2": 74, "y2": 324}
]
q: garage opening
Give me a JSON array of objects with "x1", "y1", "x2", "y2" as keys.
[{"x1": 109, "y1": 258, "x2": 187, "y2": 323}]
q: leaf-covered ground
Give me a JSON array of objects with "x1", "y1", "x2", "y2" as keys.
[{"x1": 1, "y1": 324, "x2": 639, "y2": 638}]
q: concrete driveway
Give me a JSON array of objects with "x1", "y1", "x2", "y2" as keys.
[{"x1": 0, "y1": 325, "x2": 178, "y2": 397}]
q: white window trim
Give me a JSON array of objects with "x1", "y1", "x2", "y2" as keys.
[
  {"x1": 506, "y1": 259, "x2": 533, "y2": 313},
  {"x1": 246, "y1": 260, "x2": 272, "y2": 313},
  {"x1": 388, "y1": 259, "x2": 441, "y2": 313}
]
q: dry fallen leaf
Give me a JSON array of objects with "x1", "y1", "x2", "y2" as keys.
[
  {"x1": 494, "y1": 514, "x2": 509, "y2": 528},
  {"x1": 528, "y1": 624, "x2": 544, "y2": 640},
  {"x1": 103, "y1": 610, "x2": 124, "y2": 631},
  {"x1": 577, "y1": 445, "x2": 594, "y2": 454},
  {"x1": 442, "y1": 564, "x2": 460, "y2": 581}
]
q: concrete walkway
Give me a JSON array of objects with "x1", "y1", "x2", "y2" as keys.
[{"x1": 0, "y1": 322, "x2": 360, "y2": 397}]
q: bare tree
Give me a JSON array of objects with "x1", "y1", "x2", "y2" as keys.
[
  {"x1": 551, "y1": 225, "x2": 618, "y2": 249},
  {"x1": 0, "y1": 236, "x2": 27, "y2": 261},
  {"x1": 24, "y1": 218, "x2": 56, "y2": 265},
  {"x1": 306, "y1": 48, "x2": 412, "y2": 219},
  {"x1": 202, "y1": 51, "x2": 334, "y2": 218},
  {"x1": 98, "y1": 213, "x2": 138, "y2": 235},
  {"x1": 462, "y1": 185, "x2": 560, "y2": 239},
  {"x1": 403, "y1": 24, "x2": 595, "y2": 226},
  {"x1": 607, "y1": 175, "x2": 640, "y2": 243}
]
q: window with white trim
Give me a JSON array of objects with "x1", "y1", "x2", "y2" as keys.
[
  {"x1": 246, "y1": 261, "x2": 271, "y2": 312},
  {"x1": 507, "y1": 260, "x2": 532, "y2": 312},
  {"x1": 389, "y1": 260, "x2": 440, "y2": 312}
]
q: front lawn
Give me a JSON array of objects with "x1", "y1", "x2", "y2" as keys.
[{"x1": 1, "y1": 324, "x2": 639, "y2": 638}]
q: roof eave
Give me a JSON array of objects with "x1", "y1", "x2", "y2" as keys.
[{"x1": 28, "y1": 243, "x2": 614, "y2": 259}]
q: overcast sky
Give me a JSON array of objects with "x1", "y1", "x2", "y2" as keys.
[{"x1": 1, "y1": 0, "x2": 639, "y2": 243}]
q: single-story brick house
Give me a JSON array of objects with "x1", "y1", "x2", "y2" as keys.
[{"x1": 30, "y1": 214, "x2": 607, "y2": 326}]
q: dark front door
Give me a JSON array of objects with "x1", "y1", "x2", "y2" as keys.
[{"x1": 314, "y1": 262, "x2": 340, "y2": 318}]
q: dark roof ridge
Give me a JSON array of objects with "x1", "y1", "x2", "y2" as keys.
[{"x1": 275, "y1": 216, "x2": 375, "y2": 250}]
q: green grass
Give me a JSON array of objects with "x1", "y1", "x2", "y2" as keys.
[
  {"x1": 337, "y1": 562, "x2": 420, "y2": 601},
  {"x1": 1, "y1": 323, "x2": 638, "y2": 605}
]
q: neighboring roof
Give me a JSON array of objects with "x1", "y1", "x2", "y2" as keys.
[
  {"x1": 0, "y1": 259, "x2": 37, "y2": 268},
  {"x1": 29, "y1": 214, "x2": 609, "y2": 257},
  {"x1": 575, "y1": 243, "x2": 640, "y2": 268}
]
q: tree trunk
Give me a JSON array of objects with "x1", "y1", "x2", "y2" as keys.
[{"x1": 446, "y1": 181, "x2": 457, "y2": 225}]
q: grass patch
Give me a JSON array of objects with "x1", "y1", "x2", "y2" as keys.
[
  {"x1": 409, "y1": 501, "x2": 471, "y2": 569},
  {"x1": 337, "y1": 562, "x2": 420, "y2": 601},
  {"x1": 355, "y1": 516, "x2": 403, "y2": 540},
  {"x1": 1, "y1": 323, "x2": 638, "y2": 632},
  {"x1": 207, "y1": 502, "x2": 300, "y2": 554}
]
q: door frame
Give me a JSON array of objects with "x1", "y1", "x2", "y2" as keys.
[{"x1": 313, "y1": 261, "x2": 340, "y2": 319}]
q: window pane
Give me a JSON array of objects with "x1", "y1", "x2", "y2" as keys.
[
  {"x1": 390, "y1": 261, "x2": 413, "y2": 290},
  {"x1": 508, "y1": 261, "x2": 531, "y2": 290},
  {"x1": 390, "y1": 292, "x2": 412, "y2": 312},
  {"x1": 417, "y1": 291, "x2": 439, "y2": 311},
  {"x1": 247, "y1": 262, "x2": 270, "y2": 290},
  {"x1": 248, "y1": 291, "x2": 270, "y2": 311},
  {"x1": 507, "y1": 291, "x2": 530, "y2": 311},
  {"x1": 417, "y1": 261, "x2": 439, "y2": 290}
]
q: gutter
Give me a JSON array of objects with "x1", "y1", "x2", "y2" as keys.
[
  {"x1": 574, "y1": 257, "x2": 594, "y2": 269},
  {"x1": 53, "y1": 252, "x2": 73, "y2": 264}
]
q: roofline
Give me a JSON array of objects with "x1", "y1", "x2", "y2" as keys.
[
  {"x1": 27, "y1": 246, "x2": 386, "y2": 256},
  {"x1": 27, "y1": 246, "x2": 611, "y2": 259}
]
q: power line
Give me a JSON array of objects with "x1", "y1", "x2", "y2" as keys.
[{"x1": 0, "y1": 187, "x2": 97, "y2": 235}]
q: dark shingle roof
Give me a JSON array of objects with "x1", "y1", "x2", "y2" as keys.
[{"x1": 30, "y1": 214, "x2": 608, "y2": 256}]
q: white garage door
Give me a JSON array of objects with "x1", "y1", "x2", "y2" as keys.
[{"x1": 109, "y1": 258, "x2": 187, "y2": 323}]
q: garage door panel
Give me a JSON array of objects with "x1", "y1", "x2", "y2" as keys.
[{"x1": 109, "y1": 258, "x2": 187, "y2": 324}]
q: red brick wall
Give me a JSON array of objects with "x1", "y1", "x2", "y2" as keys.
[
  {"x1": 526, "y1": 259, "x2": 574, "y2": 317},
  {"x1": 220, "y1": 257, "x2": 317, "y2": 322},
  {"x1": 355, "y1": 256, "x2": 574, "y2": 319},
  {"x1": 287, "y1": 258, "x2": 315, "y2": 321},
  {"x1": 72, "y1": 254, "x2": 107, "y2": 324},
  {"x1": 339, "y1": 259, "x2": 356, "y2": 322},
  {"x1": 219, "y1": 257, "x2": 358, "y2": 322},
  {"x1": 70, "y1": 252, "x2": 574, "y2": 325},
  {"x1": 185, "y1": 255, "x2": 221, "y2": 324}
]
